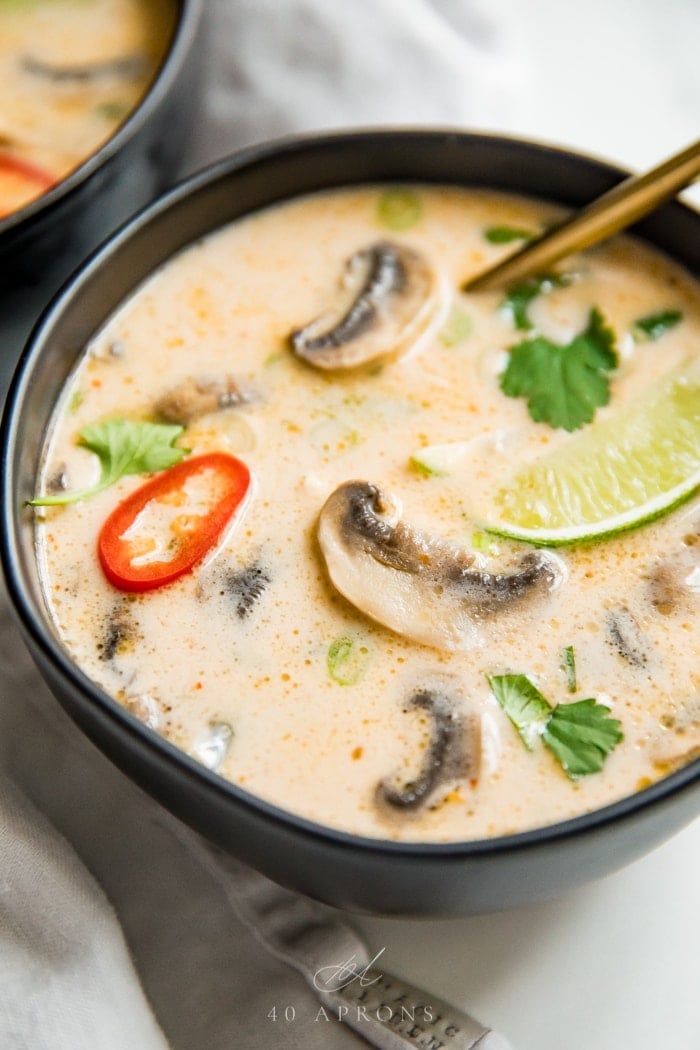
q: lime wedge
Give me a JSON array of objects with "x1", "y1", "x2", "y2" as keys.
[{"x1": 487, "y1": 359, "x2": 700, "y2": 546}]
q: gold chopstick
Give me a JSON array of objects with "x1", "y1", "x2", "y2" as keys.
[{"x1": 463, "y1": 138, "x2": 700, "y2": 292}]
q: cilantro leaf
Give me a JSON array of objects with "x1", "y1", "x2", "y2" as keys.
[
  {"x1": 500, "y1": 273, "x2": 571, "y2": 331},
  {"x1": 29, "y1": 419, "x2": 187, "y2": 506},
  {"x1": 543, "y1": 699, "x2": 623, "y2": 778},
  {"x1": 488, "y1": 673, "x2": 552, "y2": 749},
  {"x1": 80, "y1": 419, "x2": 186, "y2": 478},
  {"x1": 484, "y1": 225, "x2": 537, "y2": 245},
  {"x1": 500, "y1": 307, "x2": 617, "y2": 431},
  {"x1": 489, "y1": 672, "x2": 623, "y2": 778},
  {"x1": 633, "y1": 309, "x2": 682, "y2": 342}
]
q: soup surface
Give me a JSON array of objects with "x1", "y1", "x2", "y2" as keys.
[
  {"x1": 34, "y1": 185, "x2": 700, "y2": 842},
  {"x1": 0, "y1": 0, "x2": 174, "y2": 218}
]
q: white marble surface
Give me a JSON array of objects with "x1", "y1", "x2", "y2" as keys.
[{"x1": 354, "y1": 822, "x2": 700, "y2": 1050}]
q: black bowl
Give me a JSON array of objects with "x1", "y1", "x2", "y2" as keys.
[
  {"x1": 0, "y1": 0, "x2": 204, "y2": 396},
  {"x1": 2, "y1": 130, "x2": 699, "y2": 916}
]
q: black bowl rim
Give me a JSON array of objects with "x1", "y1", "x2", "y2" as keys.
[
  {"x1": 0, "y1": 0, "x2": 203, "y2": 237},
  {"x1": 2, "y1": 126, "x2": 699, "y2": 863}
]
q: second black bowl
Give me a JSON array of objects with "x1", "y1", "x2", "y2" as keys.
[{"x1": 0, "y1": 0, "x2": 203, "y2": 396}]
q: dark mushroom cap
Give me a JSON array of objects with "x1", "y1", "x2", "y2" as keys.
[
  {"x1": 289, "y1": 241, "x2": 444, "y2": 370},
  {"x1": 318, "y1": 480, "x2": 565, "y2": 650},
  {"x1": 377, "y1": 686, "x2": 479, "y2": 812}
]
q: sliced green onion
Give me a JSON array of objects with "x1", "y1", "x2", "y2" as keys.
[
  {"x1": 94, "y1": 100, "x2": 130, "y2": 121},
  {"x1": 484, "y1": 225, "x2": 536, "y2": 244},
  {"x1": 561, "y1": 645, "x2": 577, "y2": 693},
  {"x1": 470, "y1": 530, "x2": 499, "y2": 553},
  {"x1": 439, "y1": 307, "x2": 472, "y2": 347},
  {"x1": 377, "y1": 188, "x2": 422, "y2": 232},
  {"x1": 327, "y1": 636, "x2": 371, "y2": 686},
  {"x1": 264, "y1": 350, "x2": 286, "y2": 367},
  {"x1": 68, "y1": 390, "x2": 85, "y2": 415}
]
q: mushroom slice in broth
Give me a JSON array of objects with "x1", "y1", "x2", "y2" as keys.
[
  {"x1": 22, "y1": 52, "x2": 149, "y2": 83},
  {"x1": 606, "y1": 607, "x2": 650, "y2": 668},
  {"x1": 377, "y1": 685, "x2": 479, "y2": 812},
  {"x1": 191, "y1": 721, "x2": 234, "y2": 772},
  {"x1": 98, "y1": 602, "x2": 140, "y2": 662},
  {"x1": 317, "y1": 481, "x2": 565, "y2": 651},
  {"x1": 123, "y1": 693, "x2": 160, "y2": 730},
  {"x1": 155, "y1": 375, "x2": 249, "y2": 426},
  {"x1": 289, "y1": 241, "x2": 444, "y2": 370},
  {"x1": 223, "y1": 560, "x2": 271, "y2": 620},
  {"x1": 645, "y1": 517, "x2": 700, "y2": 615}
]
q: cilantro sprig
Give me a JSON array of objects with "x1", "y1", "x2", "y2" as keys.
[
  {"x1": 500, "y1": 273, "x2": 572, "y2": 331},
  {"x1": 488, "y1": 672, "x2": 623, "y2": 779},
  {"x1": 500, "y1": 307, "x2": 617, "y2": 431},
  {"x1": 29, "y1": 419, "x2": 187, "y2": 506},
  {"x1": 487, "y1": 673, "x2": 550, "y2": 749},
  {"x1": 633, "y1": 309, "x2": 682, "y2": 342},
  {"x1": 543, "y1": 700, "x2": 624, "y2": 778}
]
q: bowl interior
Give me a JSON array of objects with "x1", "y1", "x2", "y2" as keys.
[{"x1": 3, "y1": 130, "x2": 699, "y2": 913}]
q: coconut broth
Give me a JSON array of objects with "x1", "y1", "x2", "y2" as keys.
[{"x1": 34, "y1": 185, "x2": 700, "y2": 842}]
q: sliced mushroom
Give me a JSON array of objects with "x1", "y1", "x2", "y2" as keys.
[
  {"x1": 98, "y1": 603, "x2": 140, "y2": 662},
  {"x1": 22, "y1": 53, "x2": 148, "y2": 83},
  {"x1": 652, "y1": 694, "x2": 700, "y2": 775},
  {"x1": 646, "y1": 564, "x2": 678, "y2": 616},
  {"x1": 47, "y1": 464, "x2": 68, "y2": 494},
  {"x1": 645, "y1": 523, "x2": 700, "y2": 615},
  {"x1": 191, "y1": 721, "x2": 234, "y2": 772},
  {"x1": 155, "y1": 375, "x2": 247, "y2": 425},
  {"x1": 224, "y1": 560, "x2": 271, "y2": 620},
  {"x1": 123, "y1": 693, "x2": 160, "y2": 730},
  {"x1": 377, "y1": 686, "x2": 478, "y2": 811},
  {"x1": 317, "y1": 481, "x2": 564, "y2": 651},
  {"x1": 653, "y1": 742, "x2": 700, "y2": 776},
  {"x1": 289, "y1": 241, "x2": 443, "y2": 370},
  {"x1": 606, "y1": 607, "x2": 649, "y2": 668}
]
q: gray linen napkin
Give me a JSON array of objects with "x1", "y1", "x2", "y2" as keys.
[
  {"x1": 0, "y1": 2, "x2": 523, "y2": 1047},
  {"x1": 0, "y1": 578, "x2": 511, "y2": 1050}
]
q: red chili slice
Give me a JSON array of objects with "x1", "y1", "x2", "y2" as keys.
[
  {"x1": 0, "y1": 152, "x2": 55, "y2": 218},
  {"x1": 98, "y1": 453, "x2": 251, "y2": 593}
]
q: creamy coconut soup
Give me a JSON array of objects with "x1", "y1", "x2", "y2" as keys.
[
  {"x1": 32, "y1": 185, "x2": 700, "y2": 842},
  {"x1": 0, "y1": 0, "x2": 175, "y2": 218}
]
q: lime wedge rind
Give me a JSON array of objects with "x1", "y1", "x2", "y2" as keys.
[
  {"x1": 485, "y1": 474, "x2": 700, "y2": 547},
  {"x1": 486, "y1": 360, "x2": 700, "y2": 547}
]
